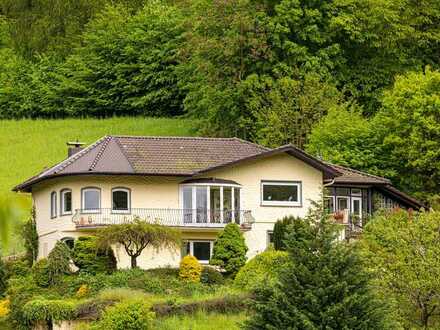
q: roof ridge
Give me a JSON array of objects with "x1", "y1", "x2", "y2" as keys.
[
  {"x1": 38, "y1": 136, "x2": 109, "y2": 177},
  {"x1": 328, "y1": 163, "x2": 390, "y2": 183},
  {"x1": 111, "y1": 135, "x2": 238, "y2": 141},
  {"x1": 113, "y1": 136, "x2": 135, "y2": 172},
  {"x1": 89, "y1": 136, "x2": 112, "y2": 171}
]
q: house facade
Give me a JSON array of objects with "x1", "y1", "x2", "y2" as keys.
[{"x1": 14, "y1": 136, "x2": 422, "y2": 269}]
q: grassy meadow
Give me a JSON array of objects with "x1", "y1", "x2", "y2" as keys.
[{"x1": 0, "y1": 117, "x2": 196, "y2": 254}]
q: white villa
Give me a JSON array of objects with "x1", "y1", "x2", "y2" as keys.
[{"x1": 14, "y1": 136, "x2": 422, "y2": 269}]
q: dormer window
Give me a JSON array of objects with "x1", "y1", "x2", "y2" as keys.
[
  {"x1": 60, "y1": 189, "x2": 72, "y2": 215},
  {"x1": 112, "y1": 188, "x2": 130, "y2": 213},
  {"x1": 50, "y1": 191, "x2": 57, "y2": 218},
  {"x1": 81, "y1": 187, "x2": 101, "y2": 213}
]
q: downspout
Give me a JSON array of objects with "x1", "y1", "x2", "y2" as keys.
[{"x1": 323, "y1": 179, "x2": 335, "y2": 187}]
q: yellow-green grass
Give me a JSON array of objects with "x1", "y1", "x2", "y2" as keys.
[
  {"x1": 0, "y1": 117, "x2": 196, "y2": 253},
  {"x1": 154, "y1": 311, "x2": 248, "y2": 330}
]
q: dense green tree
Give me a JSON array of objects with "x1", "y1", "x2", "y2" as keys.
[
  {"x1": 243, "y1": 73, "x2": 344, "y2": 148},
  {"x1": 0, "y1": 0, "x2": 145, "y2": 59},
  {"x1": 246, "y1": 206, "x2": 396, "y2": 329},
  {"x1": 46, "y1": 241, "x2": 71, "y2": 284},
  {"x1": 307, "y1": 69, "x2": 440, "y2": 203},
  {"x1": 373, "y1": 68, "x2": 440, "y2": 202},
  {"x1": 272, "y1": 216, "x2": 303, "y2": 251},
  {"x1": 362, "y1": 209, "x2": 440, "y2": 329},
  {"x1": 53, "y1": 2, "x2": 186, "y2": 117},
  {"x1": 210, "y1": 223, "x2": 248, "y2": 276}
]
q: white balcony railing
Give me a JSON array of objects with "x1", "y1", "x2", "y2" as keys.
[{"x1": 72, "y1": 208, "x2": 254, "y2": 229}]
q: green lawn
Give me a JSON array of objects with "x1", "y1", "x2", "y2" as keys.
[
  {"x1": 154, "y1": 311, "x2": 248, "y2": 330},
  {"x1": 0, "y1": 117, "x2": 196, "y2": 254},
  {"x1": 0, "y1": 117, "x2": 195, "y2": 201}
]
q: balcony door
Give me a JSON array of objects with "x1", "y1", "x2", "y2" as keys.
[{"x1": 181, "y1": 184, "x2": 240, "y2": 225}]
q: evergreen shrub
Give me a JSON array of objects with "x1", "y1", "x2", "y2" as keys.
[
  {"x1": 73, "y1": 236, "x2": 116, "y2": 274},
  {"x1": 234, "y1": 250, "x2": 289, "y2": 291},
  {"x1": 210, "y1": 223, "x2": 248, "y2": 276},
  {"x1": 200, "y1": 266, "x2": 224, "y2": 285}
]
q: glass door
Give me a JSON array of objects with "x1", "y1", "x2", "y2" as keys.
[{"x1": 351, "y1": 197, "x2": 362, "y2": 226}]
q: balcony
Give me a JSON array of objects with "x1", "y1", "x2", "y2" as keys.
[
  {"x1": 332, "y1": 209, "x2": 365, "y2": 240},
  {"x1": 72, "y1": 208, "x2": 254, "y2": 230}
]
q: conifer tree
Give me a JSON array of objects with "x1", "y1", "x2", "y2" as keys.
[
  {"x1": 210, "y1": 223, "x2": 248, "y2": 276},
  {"x1": 246, "y1": 207, "x2": 395, "y2": 329}
]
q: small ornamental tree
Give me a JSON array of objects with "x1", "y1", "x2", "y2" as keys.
[
  {"x1": 272, "y1": 216, "x2": 302, "y2": 250},
  {"x1": 210, "y1": 223, "x2": 248, "y2": 276},
  {"x1": 72, "y1": 236, "x2": 116, "y2": 274},
  {"x1": 246, "y1": 206, "x2": 395, "y2": 329},
  {"x1": 96, "y1": 219, "x2": 181, "y2": 269}
]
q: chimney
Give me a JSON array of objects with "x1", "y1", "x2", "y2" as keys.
[{"x1": 67, "y1": 141, "x2": 85, "y2": 157}]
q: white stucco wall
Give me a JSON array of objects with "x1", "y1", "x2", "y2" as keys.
[{"x1": 30, "y1": 152, "x2": 323, "y2": 266}]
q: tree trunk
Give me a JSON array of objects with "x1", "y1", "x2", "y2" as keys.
[{"x1": 131, "y1": 255, "x2": 137, "y2": 269}]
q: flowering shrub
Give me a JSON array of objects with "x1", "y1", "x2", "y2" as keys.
[
  {"x1": 0, "y1": 298, "x2": 10, "y2": 317},
  {"x1": 76, "y1": 284, "x2": 89, "y2": 298},
  {"x1": 179, "y1": 255, "x2": 202, "y2": 283}
]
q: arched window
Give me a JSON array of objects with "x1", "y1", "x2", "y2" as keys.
[
  {"x1": 50, "y1": 191, "x2": 57, "y2": 218},
  {"x1": 81, "y1": 187, "x2": 101, "y2": 213},
  {"x1": 60, "y1": 189, "x2": 72, "y2": 215},
  {"x1": 112, "y1": 188, "x2": 131, "y2": 213},
  {"x1": 61, "y1": 237, "x2": 75, "y2": 250}
]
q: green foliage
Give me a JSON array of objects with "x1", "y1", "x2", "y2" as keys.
[
  {"x1": 308, "y1": 69, "x2": 440, "y2": 203},
  {"x1": 246, "y1": 73, "x2": 345, "y2": 149},
  {"x1": 54, "y1": 2, "x2": 186, "y2": 118},
  {"x1": 210, "y1": 224, "x2": 248, "y2": 276},
  {"x1": 361, "y1": 209, "x2": 440, "y2": 329},
  {"x1": 32, "y1": 259, "x2": 50, "y2": 288},
  {"x1": 272, "y1": 216, "x2": 302, "y2": 251},
  {"x1": 179, "y1": 255, "x2": 202, "y2": 283},
  {"x1": 200, "y1": 267, "x2": 224, "y2": 285},
  {"x1": 96, "y1": 219, "x2": 181, "y2": 269},
  {"x1": 4, "y1": 258, "x2": 31, "y2": 279},
  {"x1": 90, "y1": 299, "x2": 155, "y2": 330},
  {"x1": 6, "y1": 275, "x2": 40, "y2": 329},
  {"x1": 22, "y1": 298, "x2": 77, "y2": 323},
  {"x1": 21, "y1": 207, "x2": 38, "y2": 265},
  {"x1": 46, "y1": 241, "x2": 72, "y2": 284},
  {"x1": 234, "y1": 250, "x2": 289, "y2": 291},
  {"x1": 72, "y1": 236, "x2": 116, "y2": 274},
  {"x1": 245, "y1": 207, "x2": 396, "y2": 329}
]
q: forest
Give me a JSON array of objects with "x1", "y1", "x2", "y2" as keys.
[{"x1": 0, "y1": 0, "x2": 439, "y2": 204}]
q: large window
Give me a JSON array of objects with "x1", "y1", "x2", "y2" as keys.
[
  {"x1": 60, "y1": 189, "x2": 72, "y2": 215},
  {"x1": 50, "y1": 191, "x2": 57, "y2": 218},
  {"x1": 261, "y1": 181, "x2": 301, "y2": 206},
  {"x1": 112, "y1": 188, "x2": 130, "y2": 213},
  {"x1": 183, "y1": 240, "x2": 213, "y2": 263},
  {"x1": 181, "y1": 184, "x2": 241, "y2": 224},
  {"x1": 81, "y1": 187, "x2": 101, "y2": 213}
]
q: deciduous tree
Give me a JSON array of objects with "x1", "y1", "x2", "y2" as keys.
[{"x1": 96, "y1": 219, "x2": 181, "y2": 269}]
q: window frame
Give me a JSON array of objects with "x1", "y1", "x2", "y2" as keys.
[
  {"x1": 81, "y1": 187, "x2": 101, "y2": 214},
  {"x1": 179, "y1": 183, "x2": 241, "y2": 224},
  {"x1": 267, "y1": 230, "x2": 274, "y2": 248},
  {"x1": 183, "y1": 240, "x2": 214, "y2": 264},
  {"x1": 50, "y1": 191, "x2": 57, "y2": 219},
  {"x1": 111, "y1": 187, "x2": 131, "y2": 214},
  {"x1": 60, "y1": 188, "x2": 73, "y2": 216},
  {"x1": 260, "y1": 180, "x2": 302, "y2": 207}
]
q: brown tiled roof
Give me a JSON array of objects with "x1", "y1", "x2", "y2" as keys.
[
  {"x1": 14, "y1": 136, "x2": 342, "y2": 192},
  {"x1": 327, "y1": 163, "x2": 391, "y2": 185}
]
